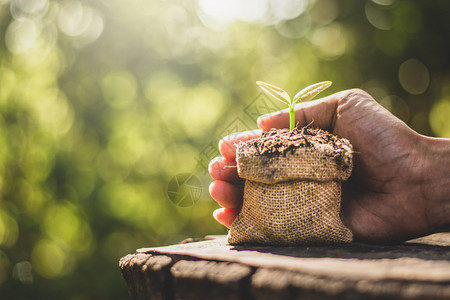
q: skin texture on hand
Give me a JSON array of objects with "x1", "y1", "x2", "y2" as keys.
[{"x1": 209, "y1": 89, "x2": 450, "y2": 243}]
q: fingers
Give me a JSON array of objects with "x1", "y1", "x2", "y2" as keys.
[
  {"x1": 208, "y1": 157, "x2": 243, "y2": 184},
  {"x1": 209, "y1": 180, "x2": 243, "y2": 209},
  {"x1": 209, "y1": 162, "x2": 243, "y2": 228},
  {"x1": 211, "y1": 130, "x2": 257, "y2": 228},
  {"x1": 219, "y1": 130, "x2": 261, "y2": 161},
  {"x1": 257, "y1": 93, "x2": 340, "y2": 131},
  {"x1": 213, "y1": 208, "x2": 240, "y2": 228}
]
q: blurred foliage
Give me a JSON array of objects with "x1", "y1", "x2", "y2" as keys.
[{"x1": 0, "y1": 0, "x2": 449, "y2": 298}]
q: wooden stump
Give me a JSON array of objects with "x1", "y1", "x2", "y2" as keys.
[{"x1": 119, "y1": 233, "x2": 450, "y2": 300}]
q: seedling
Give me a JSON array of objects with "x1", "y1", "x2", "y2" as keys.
[{"x1": 256, "y1": 81, "x2": 332, "y2": 131}]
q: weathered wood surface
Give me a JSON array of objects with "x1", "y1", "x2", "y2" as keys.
[{"x1": 119, "y1": 233, "x2": 450, "y2": 300}]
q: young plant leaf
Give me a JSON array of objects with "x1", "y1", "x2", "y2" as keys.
[
  {"x1": 256, "y1": 80, "x2": 332, "y2": 131},
  {"x1": 256, "y1": 81, "x2": 291, "y2": 105},
  {"x1": 293, "y1": 81, "x2": 332, "y2": 104}
]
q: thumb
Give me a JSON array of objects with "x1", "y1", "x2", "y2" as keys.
[{"x1": 257, "y1": 92, "x2": 341, "y2": 132}]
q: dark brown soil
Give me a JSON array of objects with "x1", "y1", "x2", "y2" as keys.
[{"x1": 240, "y1": 126, "x2": 352, "y2": 168}]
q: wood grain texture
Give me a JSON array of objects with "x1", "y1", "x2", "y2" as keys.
[
  {"x1": 120, "y1": 254, "x2": 173, "y2": 300},
  {"x1": 120, "y1": 233, "x2": 450, "y2": 300},
  {"x1": 171, "y1": 260, "x2": 252, "y2": 300}
]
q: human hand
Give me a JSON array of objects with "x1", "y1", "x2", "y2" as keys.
[
  {"x1": 209, "y1": 89, "x2": 450, "y2": 242},
  {"x1": 208, "y1": 130, "x2": 260, "y2": 227}
]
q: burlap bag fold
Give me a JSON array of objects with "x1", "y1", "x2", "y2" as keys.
[{"x1": 228, "y1": 127, "x2": 353, "y2": 246}]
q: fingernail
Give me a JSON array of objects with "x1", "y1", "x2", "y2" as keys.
[
  {"x1": 257, "y1": 110, "x2": 282, "y2": 125},
  {"x1": 257, "y1": 113, "x2": 271, "y2": 123},
  {"x1": 208, "y1": 181, "x2": 215, "y2": 195},
  {"x1": 208, "y1": 157, "x2": 224, "y2": 174},
  {"x1": 257, "y1": 114, "x2": 272, "y2": 130},
  {"x1": 213, "y1": 208, "x2": 224, "y2": 220}
]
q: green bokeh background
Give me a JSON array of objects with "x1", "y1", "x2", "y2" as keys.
[{"x1": 0, "y1": 0, "x2": 449, "y2": 298}]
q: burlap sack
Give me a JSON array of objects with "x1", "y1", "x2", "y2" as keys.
[{"x1": 228, "y1": 127, "x2": 353, "y2": 245}]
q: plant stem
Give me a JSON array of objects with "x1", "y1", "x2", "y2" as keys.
[{"x1": 289, "y1": 105, "x2": 295, "y2": 131}]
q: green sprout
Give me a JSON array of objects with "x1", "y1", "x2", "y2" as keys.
[{"x1": 256, "y1": 81, "x2": 332, "y2": 131}]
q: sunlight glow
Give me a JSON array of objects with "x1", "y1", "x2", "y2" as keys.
[
  {"x1": 197, "y1": 0, "x2": 311, "y2": 28},
  {"x1": 198, "y1": 0, "x2": 266, "y2": 23},
  {"x1": 57, "y1": 1, "x2": 104, "y2": 46},
  {"x1": 5, "y1": 19, "x2": 39, "y2": 53}
]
